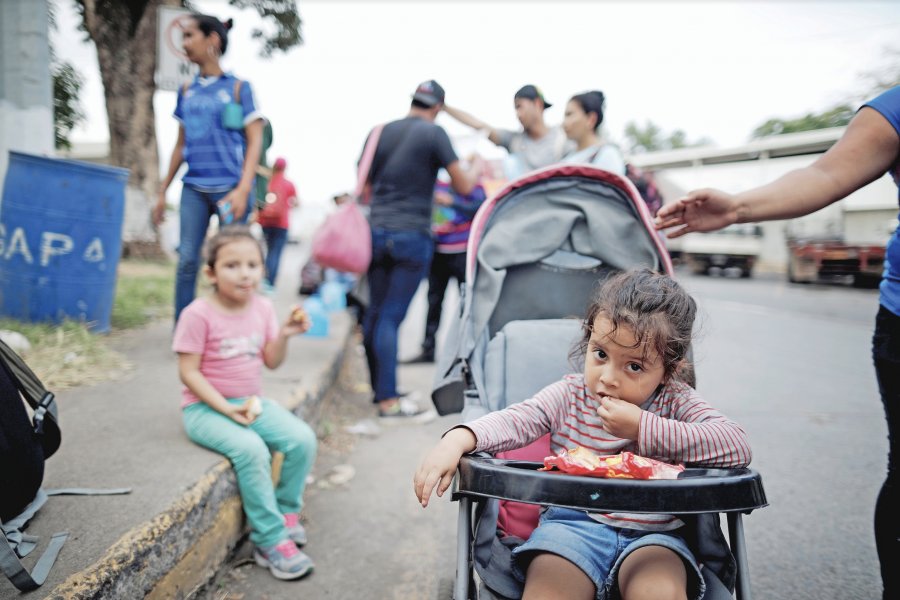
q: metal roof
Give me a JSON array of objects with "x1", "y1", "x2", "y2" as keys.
[{"x1": 627, "y1": 127, "x2": 846, "y2": 169}]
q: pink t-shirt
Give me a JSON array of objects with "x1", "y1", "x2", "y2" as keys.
[{"x1": 172, "y1": 294, "x2": 279, "y2": 408}]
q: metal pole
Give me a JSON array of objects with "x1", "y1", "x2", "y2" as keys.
[
  {"x1": 455, "y1": 497, "x2": 473, "y2": 600},
  {"x1": 728, "y1": 513, "x2": 752, "y2": 600}
]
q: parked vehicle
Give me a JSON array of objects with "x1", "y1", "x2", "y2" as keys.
[
  {"x1": 784, "y1": 201, "x2": 895, "y2": 288},
  {"x1": 681, "y1": 223, "x2": 763, "y2": 278},
  {"x1": 787, "y1": 239, "x2": 885, "y2": 287}
]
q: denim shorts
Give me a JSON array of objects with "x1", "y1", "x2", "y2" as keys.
[{"x1": 511, "y1": 506, "x2": 705, "y2": 600}]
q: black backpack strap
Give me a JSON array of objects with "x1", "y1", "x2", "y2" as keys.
[
  {"x1": 0, "y1": 339, "x2": 61, "y2": 458},
  {"x1": 0, "y1": 525, "x2": 67, "y2": 592},
  {"x1": 0, "y1": 491, "x2": 67, "y2": 592}
]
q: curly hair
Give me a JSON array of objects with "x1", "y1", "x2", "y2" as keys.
[{"x1": 571, "y1": 268, "x2": 697, "y2": 382}]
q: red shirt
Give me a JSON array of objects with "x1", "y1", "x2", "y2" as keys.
[{"x1": 257, "y1": 173, "x2": 297, "y2": 229}]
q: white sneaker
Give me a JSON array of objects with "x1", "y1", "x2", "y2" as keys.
[{"x1": 377, "y1": 396, "x2": 437, "y2": 425}]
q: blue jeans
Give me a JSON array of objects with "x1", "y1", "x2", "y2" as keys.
[
  {"x1": 873, "y1": 305, "x2": 900, "y2": 598},
  {"x1": 511, "y1": 507, "x2": 703, "y2": 600},
  {"x1": 182, "y1": 397, "x2": 317, "y2": 548},
  {"x1": 175, "y1": 185, "x2": 252, "y2": 322},
  {"x1": 363, "y1": 228, "x2": 433, "y2": 402},
  {"x1": 262, "y1": 226, "x2": 288, "y2": 286}
]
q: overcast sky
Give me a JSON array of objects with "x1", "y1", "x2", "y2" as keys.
[{"x1": 53, "y1": 1, "x2": 900, "y2": 208}]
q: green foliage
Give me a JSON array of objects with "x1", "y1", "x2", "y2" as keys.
[
  {"x1": 52, "y1": 62, "x2": 85, "y2": 150},
  {"x1": 751, "y1": 104, "x2": 855, "y2": 139},
  {"x1": 49, "y1": 1, "x2": 85, "y2": 150},
  {"x1": 623, "y1": 120, "x2": 710, "y2": 154},
  {"x1": 228, "y1": 0, "x2": 303, "y2": 57}
]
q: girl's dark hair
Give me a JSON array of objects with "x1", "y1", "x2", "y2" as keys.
[
  {"x1": 569, "y1": 90, "x2": 606, "y2": 131},
  {"x1": 204, "y1": 224, "x2": 264, "y2": 269},
  {"x1": 572, "y1": 268, "x2": 696, "y2": 382},
  {"x1": 191, "y1": 14, "x2": 233, "y2": 54}
]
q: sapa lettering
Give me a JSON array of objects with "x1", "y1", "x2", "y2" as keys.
[
  {"x1": 0, "y1": 225, "x2": 106, "y2": 267},
  {"x1": 41, "y1": 232, "x2": 74, "y2": 266}
]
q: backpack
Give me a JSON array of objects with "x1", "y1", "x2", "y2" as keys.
[{"x1": 0, "y1": 339, "x2": 129, "y2": 591}]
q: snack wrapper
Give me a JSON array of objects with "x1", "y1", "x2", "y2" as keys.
[{"x1": 541, "y1": 447, "x2": 684, "y2": 480}]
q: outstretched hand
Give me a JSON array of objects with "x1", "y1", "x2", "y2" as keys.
[{"x1": 654, "y1": 188, "x2": 739, "y2": 238}]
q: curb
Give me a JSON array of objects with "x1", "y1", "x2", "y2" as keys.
[{"x1": 43, "y1": 318, "x2": 357, "y2": 600}]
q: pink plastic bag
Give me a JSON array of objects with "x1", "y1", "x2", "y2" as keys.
[{"x1": 311, "y1": 201, "x2": 372, "y2": 274}]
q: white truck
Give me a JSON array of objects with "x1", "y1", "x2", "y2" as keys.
[{"x1": 680, "y1": 224, "x2": 763, "y2": 278}]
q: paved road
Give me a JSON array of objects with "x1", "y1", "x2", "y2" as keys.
[{"x1": 205, "y1": 270, "x2": 885, "y2": 600}]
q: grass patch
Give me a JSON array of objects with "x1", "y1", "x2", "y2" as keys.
[
  {"x1": 0, "y1": 319, "x2": 131, "y2": 391},
  {"x1": 112, "y1": 259, "x2": 175, "y2": 328},
  {"x1": 0, "y1": 258, "x2": 176, "y2": 390}
]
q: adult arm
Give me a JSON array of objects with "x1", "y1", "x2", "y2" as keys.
[
  {"x1": 177, "y1": 352, "x2": 254, "y2": 425},
  {"x1": 219, "y1": 118, "x2": 264, "y2": 222},
  {"x1": 442, "y1": 104, "x2": 503, "y2": 145},
  {"x1": 446, "y1": 158, "x2": 484, "y2": 197},
  {"x1": 655, "y1": 107, "x2": 900, "y2": 238},
  {"x1": 153, "y1": 126, "x2": 185, "y2": 226}
]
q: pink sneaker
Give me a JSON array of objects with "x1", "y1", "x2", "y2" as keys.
[
  {"x1": 253, "y1": 539, "x2": 313, "y2": 580},
  {"x1": 284, "y1": 512, "x2": 308, "y2": 546}
]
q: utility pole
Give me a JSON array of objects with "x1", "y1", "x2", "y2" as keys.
[{"x1": 0, "y1": 0, "x2": 54, "y2": 192}]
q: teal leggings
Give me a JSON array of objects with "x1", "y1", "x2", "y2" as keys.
[{"x1": 183, "y1": 397, "x2": 317, "y2": 547}]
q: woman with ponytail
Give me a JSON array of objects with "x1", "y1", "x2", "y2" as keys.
[
  {"x1": 561, "y1": 90, "x2": 626, "y2": 175},
  {"x1": 154, "y1": 14, "x2": 265, "y2": 323}
]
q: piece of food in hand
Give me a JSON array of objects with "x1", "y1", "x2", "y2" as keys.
[
  {"x1": 244, "y1": 395, "x2": 263, "y2": 418},
  {"x1": 290, "y1": 306, "x2": 307, "y2": 323}
]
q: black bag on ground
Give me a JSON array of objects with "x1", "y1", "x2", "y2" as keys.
[
  {"x1": 0, "y1": 337, "x2": 66, "y2": 591},
  {"x1": 0, "y1": 363, "x2": 47, "y2": 523}
]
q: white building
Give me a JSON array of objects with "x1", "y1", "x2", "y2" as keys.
[{"x1": 629, "y1": 128, "x2": 898, "y2": 271}]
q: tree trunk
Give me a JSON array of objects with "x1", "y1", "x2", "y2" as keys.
[{"x1": 78, "y1": 0, "x2": 181, "y2": 256}]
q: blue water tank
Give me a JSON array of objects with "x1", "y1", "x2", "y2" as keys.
[
  {"x1": 0, "y1": 151, "x2": 129, "y2": 333},
  {"x1": 302, "y1": 295, "x2": 329, "y2": 338}
]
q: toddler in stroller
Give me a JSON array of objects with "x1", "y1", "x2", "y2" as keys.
[{"x1": 414, "y1": 166, "x2": 766, "y2": 600}]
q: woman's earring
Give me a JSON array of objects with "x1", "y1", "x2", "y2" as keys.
[{"x1": 207, "y1": 44, "x2": 220, "y2": 59}]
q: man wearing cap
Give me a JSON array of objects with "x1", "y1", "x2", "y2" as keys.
[
  {"x1": 256, "y1": 156, "x2": 298, "y2": 290},
  {"x1": 359, "y1": 80, "x2": 482, "y2": 421},
  {"x1": 443, "y1": 84, "x2": 573, "y2": 178}
]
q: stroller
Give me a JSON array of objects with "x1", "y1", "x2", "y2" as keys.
[{"x1": 431, "y1": 165, "x2": 767, "y2": 600}]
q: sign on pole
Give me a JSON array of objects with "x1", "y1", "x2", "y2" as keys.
[{"x1": 156, "y1": 6, "x2": 198, "y2": 91}]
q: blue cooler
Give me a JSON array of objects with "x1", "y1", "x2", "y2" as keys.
[
  {"x1": 319, "y1": 280, "x2": 347, "y2": 312},
  {"x1": 302, "y1": 295, "x2": 329, "y2": 337},
  {"x1": 0, "y1": 151, "x2": 129, "y2": 333}
]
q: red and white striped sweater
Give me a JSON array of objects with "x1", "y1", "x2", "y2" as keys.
[{"x1": 464, "y1": 373, "x2": 752, "y2": 531}]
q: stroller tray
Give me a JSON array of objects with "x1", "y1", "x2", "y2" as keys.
[{"x1": 453, "y1": 455, "x2": 767, "y2": 514}]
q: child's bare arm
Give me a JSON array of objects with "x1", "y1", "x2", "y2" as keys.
[
  {"x1": 262, "y1": 307, "x2": 311, "y2": 369},
  {"x1": 177, "y1": 353, "x2": 254, "y2": 425},
  {"x1": 414, "y1": 427, "x2": 477, "y2": 508}
]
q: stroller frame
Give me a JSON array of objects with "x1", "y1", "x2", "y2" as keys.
[
  {"x1": 450, "y1": 457, "x2": 767, "y2": 600},
  {"x1": 432, "y1": 165, "x2": 769, "y2": 600}
]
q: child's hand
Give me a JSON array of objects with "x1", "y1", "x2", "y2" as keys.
[
  {"x1": 596, "y1": 395, "x2": 641, "y2": 440},
  {"x1": 413, "y1": 428, "x2": 476, "y2": 508},
  {"x1": 282, "y1": 305, "x2": 311, "y2": 336},
  {"x1": 227, "y1": 403, "x2": 256, "y2": 426}
]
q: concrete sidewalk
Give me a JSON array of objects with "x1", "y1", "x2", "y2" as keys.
[{"x1": 1, "y1": 244, "x2": 354, "y2": 599}]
